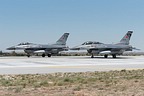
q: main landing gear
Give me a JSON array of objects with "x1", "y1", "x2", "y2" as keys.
[
  {"x1": 104, "y1": 54, "x2": 117, "y2": 58},
  {"x1": 27, "y1": 54, "x2": 30, "y2": 57},
  {"x1": 104, "y1": 55, "x2": 108, "y2": 58},
  {"x1": 91, "y1": 54, "x2": 117, "y2": 58},
  {"x1": 27, "y1": 53, "x2": 52, "y2": 58},
  {"x1": 112, "y1": 54, "x2": 116, "y2": 58},
  {"x1": 91, "y1": 54, "x2": 94, "y2": 58},
  {"x1": 42, "y1": 53, "x2": 52, "y2": 57},
  {"x1": 47, "y1": 54, "x2": 51, "y2": 57},
  {"x1": 42, "y1": 54, "x2": 45, "y2": 57}
]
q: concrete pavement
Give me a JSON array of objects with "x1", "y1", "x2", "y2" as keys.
[{"x1": 0, "y1": 56, "x2": 143, "y2": 74}]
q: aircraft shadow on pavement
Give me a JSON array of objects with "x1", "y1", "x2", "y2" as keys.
[{"x1": 82, "y1": 56, "x2": 131, "y2": 59}]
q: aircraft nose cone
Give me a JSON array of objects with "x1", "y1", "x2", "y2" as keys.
[{"x1": 7, "y1": 46, "x2": 16, "y2": 50}]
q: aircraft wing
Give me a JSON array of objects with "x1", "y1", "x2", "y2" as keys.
[{"x1": 25, "y1": 47, "x2": 66, "y2": 51}]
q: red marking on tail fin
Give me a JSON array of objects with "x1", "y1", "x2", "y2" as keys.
[{"x1": 125, "y1": 36, "x2": 128, "y2": 38}]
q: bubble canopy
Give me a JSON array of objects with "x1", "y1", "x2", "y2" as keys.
[
  {"x1": 18, "y1": 42, "x2": 33, "y2": 45},
  {"x1": 82, "y1": 41, "x2": 103, "y2": 45}
]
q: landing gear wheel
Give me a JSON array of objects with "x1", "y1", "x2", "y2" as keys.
[
  {"x1": 112, "y1": 54, "x2": 116, "y2": 58},
  {"x1": 42, "y1": 54, "x2": 45, "y2": 57},
  {"x1": 48, "y1": 54, "x2": 51, "y2": 57},
  {"x1": 91, "y1": 54, "x2": 94, "y2": 58},
  {"x1": 104, "y1": 55, "x2": 108, "y2": 58},
  {"x1": 27, "y1": 54, "x2": 30, "y2": 58}
]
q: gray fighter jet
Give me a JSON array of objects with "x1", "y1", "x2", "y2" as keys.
[
  {"x1": 71, "y1": 31, "x2": 135, "y2": 58},
  {"x1": 7, "y1": 33, "x2": 69, "y2": 57}
]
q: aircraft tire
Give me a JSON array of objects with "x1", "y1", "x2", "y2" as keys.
[
  {"x1": 48, "y1": 54, "x2": 51, "y2": 57},
  {"x1": 27, "y1": 54, "x2": 30, "y2": 58},
  {"x1": 104, "y1": 55, "x2": 108, "y2": 58},
  {"x1": 42, "y1": 54, "x2": 45, "y2": 57},
  {"x1": 91, "y1": 54, "x2": 94, "y2": 58},
  {"x1": 112, "y1": 54, "x2": 116, "y2": 58}
]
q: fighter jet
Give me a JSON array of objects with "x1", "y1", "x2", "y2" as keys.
[
  {"x1": 71, "y1": 31, "x2": 135, "y2": 58},
  {"x1": 7, "y1": 33, "x2": 69, "y2": 57}
]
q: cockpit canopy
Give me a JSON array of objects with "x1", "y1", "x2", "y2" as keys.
[
  {"x1": 82, "y1": 41, "x2": 103, "y2": 45},
  {"x1": 18, "y1": 42, "x2": 33, "y2": 45}
]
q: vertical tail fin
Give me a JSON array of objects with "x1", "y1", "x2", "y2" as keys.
[
  {"x1": 56, "y1": 33, "x2": 69, "y2": 45},
  {"x1": 117, "y1": 31, "x2": 133, "y2": 45}
]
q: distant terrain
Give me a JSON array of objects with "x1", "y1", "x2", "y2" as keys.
[{"x1": 0, "y1": 69, "x2": 144, "y2": 96}]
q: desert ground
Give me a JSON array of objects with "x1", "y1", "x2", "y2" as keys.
[{"x1": 0, "y1": 69, "x2": 144, "y2": 96}]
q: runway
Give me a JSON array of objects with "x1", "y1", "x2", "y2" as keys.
[{"x1": 0, "y1": 56, "x2": 144, "y2": 74}]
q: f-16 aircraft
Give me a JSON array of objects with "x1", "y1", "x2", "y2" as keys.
[
  {"x1": 7, "y1": 33, "x2": 69, "y2": 57},
  {"x1": 71, "y1": 31, "x2": 135, "y2": 58}
]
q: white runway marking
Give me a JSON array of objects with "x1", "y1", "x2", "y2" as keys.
[{"x1": 0, "y1": 56, "x2": 143, "y2": 74}]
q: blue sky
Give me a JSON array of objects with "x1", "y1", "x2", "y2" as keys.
[{"x1": 0, "y1": 0, "x2": 144, "y2": 51}]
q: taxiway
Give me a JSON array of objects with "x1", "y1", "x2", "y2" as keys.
[{"x1": 0, "y1": 56, "x2": 144, "y2": 74}]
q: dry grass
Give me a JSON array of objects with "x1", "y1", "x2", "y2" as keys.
[{"x1": 0, "y1": 69, "x2": 144, "y2": 96}]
